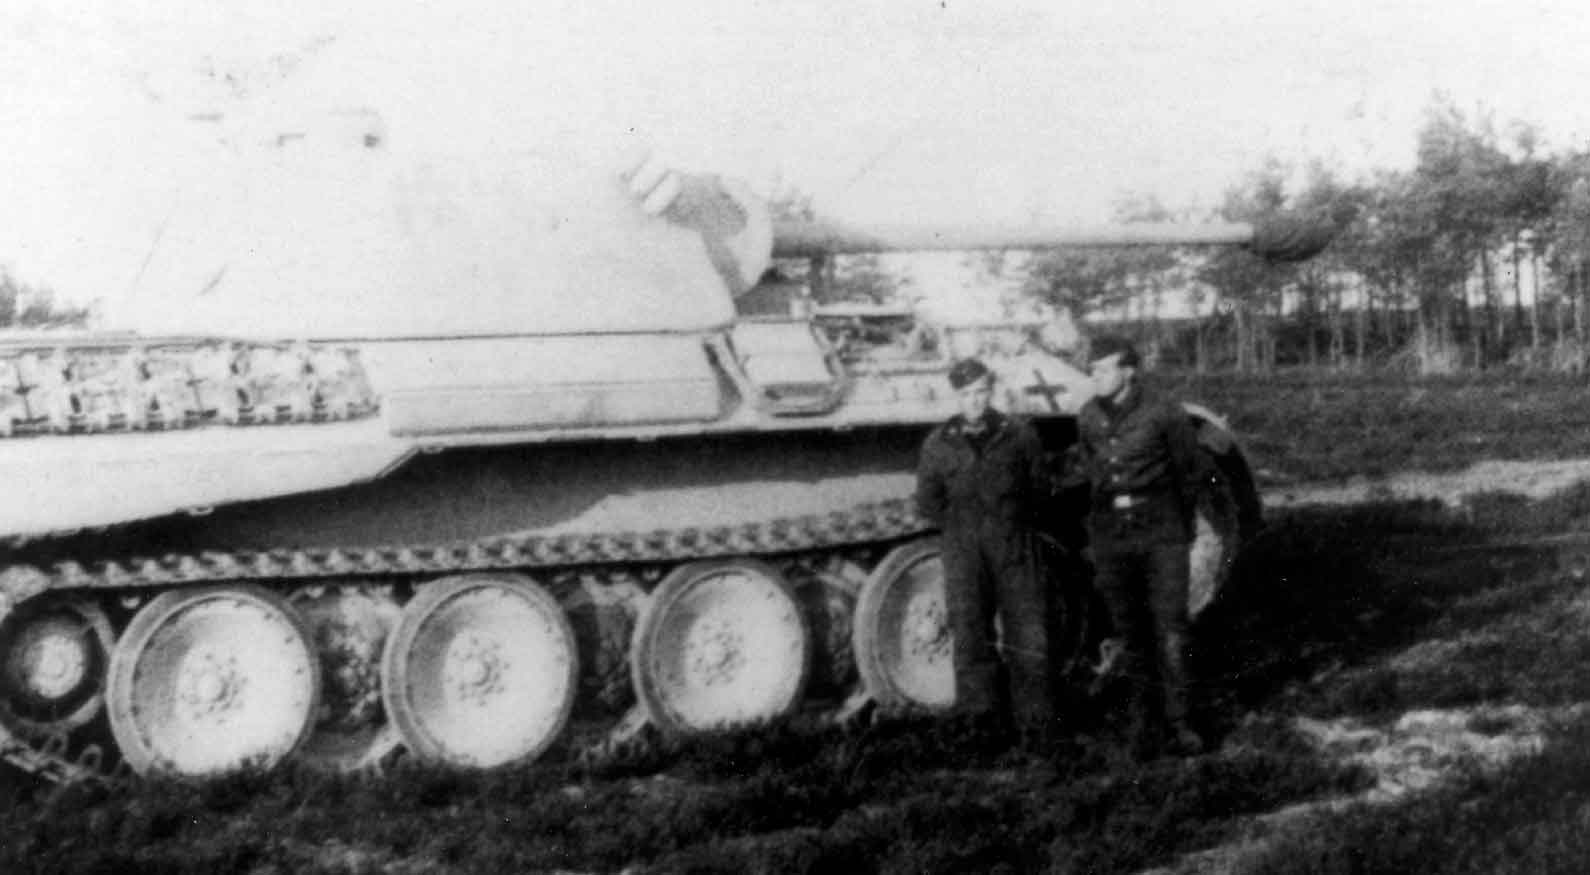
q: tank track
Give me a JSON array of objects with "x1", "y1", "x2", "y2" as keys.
[{"x1": 0, "y1": 498, "x2": 932, "y2": 783}]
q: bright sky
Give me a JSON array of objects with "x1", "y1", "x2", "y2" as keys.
[{"x1": 5, "y1": 0, "x2": 1590, "y2": 306}]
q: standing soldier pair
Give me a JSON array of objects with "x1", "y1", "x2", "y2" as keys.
[{"x1": 916, "y1": 337, "x2": 1204, "y2": 759}]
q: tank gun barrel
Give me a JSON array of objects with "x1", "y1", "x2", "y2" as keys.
[{"x1": 772, "y1": 214, "x2": 1335, "y2": 262}]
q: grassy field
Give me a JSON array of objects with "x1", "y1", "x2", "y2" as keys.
[
  {"x1": 8, "y1": 373, "x2": 1590, "y2": 873},
  {"x1": 1162, "y1": 370, "x2": 1590, "y2": 483},
  {"x1": 1230, "y1": 515, "x2": 1590, "y2": 874}
]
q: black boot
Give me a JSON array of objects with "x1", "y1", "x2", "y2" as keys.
[
  {"x1": 1124, "y1": 706, "x2": 1161, "y2": 763},
  {"x1": 1167, "y1": 722, "x2": 1205, "y2": 757}
]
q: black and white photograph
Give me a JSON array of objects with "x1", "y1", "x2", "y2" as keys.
[{"x1": 4, "y1": 2, "x2": 1590, "y2": 872}]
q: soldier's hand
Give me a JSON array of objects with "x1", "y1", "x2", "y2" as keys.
[
  {"x1": 1087, "y1": 637, "x2": 1126, "y2": 697},
  {"x1": 1055, "y1": 444, "x2": 1088, "y2": 491}
]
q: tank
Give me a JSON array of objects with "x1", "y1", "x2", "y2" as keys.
[{"x1": 0, "y1": 125, "x2": 1330, "y2": 781}]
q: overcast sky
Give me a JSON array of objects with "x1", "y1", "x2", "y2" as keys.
[{"x1": 5, "y1": 0, "x2": 1590, "y2": 304}]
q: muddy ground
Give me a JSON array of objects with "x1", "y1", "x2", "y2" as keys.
[{"x1": 7, "y1": 452, "x2": 1590, "y2": 874}]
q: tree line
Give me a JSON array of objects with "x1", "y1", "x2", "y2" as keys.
[
  {"x1": 1025, "y1": 95, "x2": 1590, "y2": 376},
  {"x1": 0, "y1": 270, "x2": 88, "y2": 330}
]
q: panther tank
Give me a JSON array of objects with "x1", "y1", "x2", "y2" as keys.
[{"x1": 0, "y1": 123, "x2": 1330, "y2": 781}]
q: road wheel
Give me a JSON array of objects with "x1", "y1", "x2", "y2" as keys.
[
  {"x1": 852, "y1": 539, "x2": 955, "y2": 710},
  {"x1": 107, "y1": 585, "x2": 319, "y2": 776},
  {"x1": 382, "y1": 574, "x2": 577, "y2": 768},
  {"x1": 631, "y1": 559, "x2": 809, "y2": 735},
  {"x1": 854, "y1": 536, "x2": 1096, "y2": 708}
]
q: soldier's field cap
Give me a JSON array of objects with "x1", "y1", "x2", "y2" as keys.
[{"x1": 948, "y1": 358, "x2": 992, "y2": 389}]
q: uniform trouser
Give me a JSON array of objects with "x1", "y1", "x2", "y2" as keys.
[
  {"x1": 941, "y1": 525, "x2": 1054, "y2": 730},
  {"x1": 1091, "y1": 536, "x2": 1193, "y2": 734}
]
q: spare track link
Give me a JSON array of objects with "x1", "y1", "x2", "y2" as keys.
[{"x1": 0, "y1": 498, "x2": 932, "y2": 783}]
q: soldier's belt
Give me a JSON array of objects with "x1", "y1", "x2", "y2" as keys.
[{"x1": 1095, "y1": 489, "x2": 1175, "y2": 512}]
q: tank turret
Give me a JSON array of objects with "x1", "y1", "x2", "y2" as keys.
[{"x1": 0, "y1": 141, "x2": 1330, "y2": 782}]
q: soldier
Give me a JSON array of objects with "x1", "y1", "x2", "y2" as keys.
[
  {"x1": 1073, "y1": 335, "x2": 1206, "y2": 758},
  {"x1": 916, "y1": 358, "x2": 1056, "y2": 746}
]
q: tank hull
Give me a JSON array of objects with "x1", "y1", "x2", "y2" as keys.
[
  {"x1": 0, "y1": 389, "x2": 1259, "y2": 783},
  {"x1": 0, "y1": 320, "x2": 1252, "y2": 783}
]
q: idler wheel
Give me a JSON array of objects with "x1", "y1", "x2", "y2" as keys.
[
  {"x1": 382, "y1": 574, "x2": 577, "y2": 768},
  {"x1": 852, "y1": 539, "x2": 955, "y2": 710},
  {"x1": 290, "y1": 585, "x2": 403, "y2": 771},
  {"x1": 107, "y1": 585, "x2": 320, "y2": 777},
  {"x1": 1188, "y1": 481, "x2": 1241, "y2": 619},
  {"x1": 631, "y1": 559, "x2": 810, "y2": 736},
  {"x1": 0, "y1": 597, "x2": 115, "y2": 736}
]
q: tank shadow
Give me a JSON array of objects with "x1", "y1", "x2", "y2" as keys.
[{"x1": 1190, "y1": 499, "x2": 1547, "y2": 738}]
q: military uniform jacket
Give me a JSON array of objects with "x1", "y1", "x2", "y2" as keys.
[
  {"x1": 1076, "y1": 384, "x2": 1203, "y2": 544},
  {"x1": 916, "y1": 410, "x2": 1046, "y2": 534}
]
